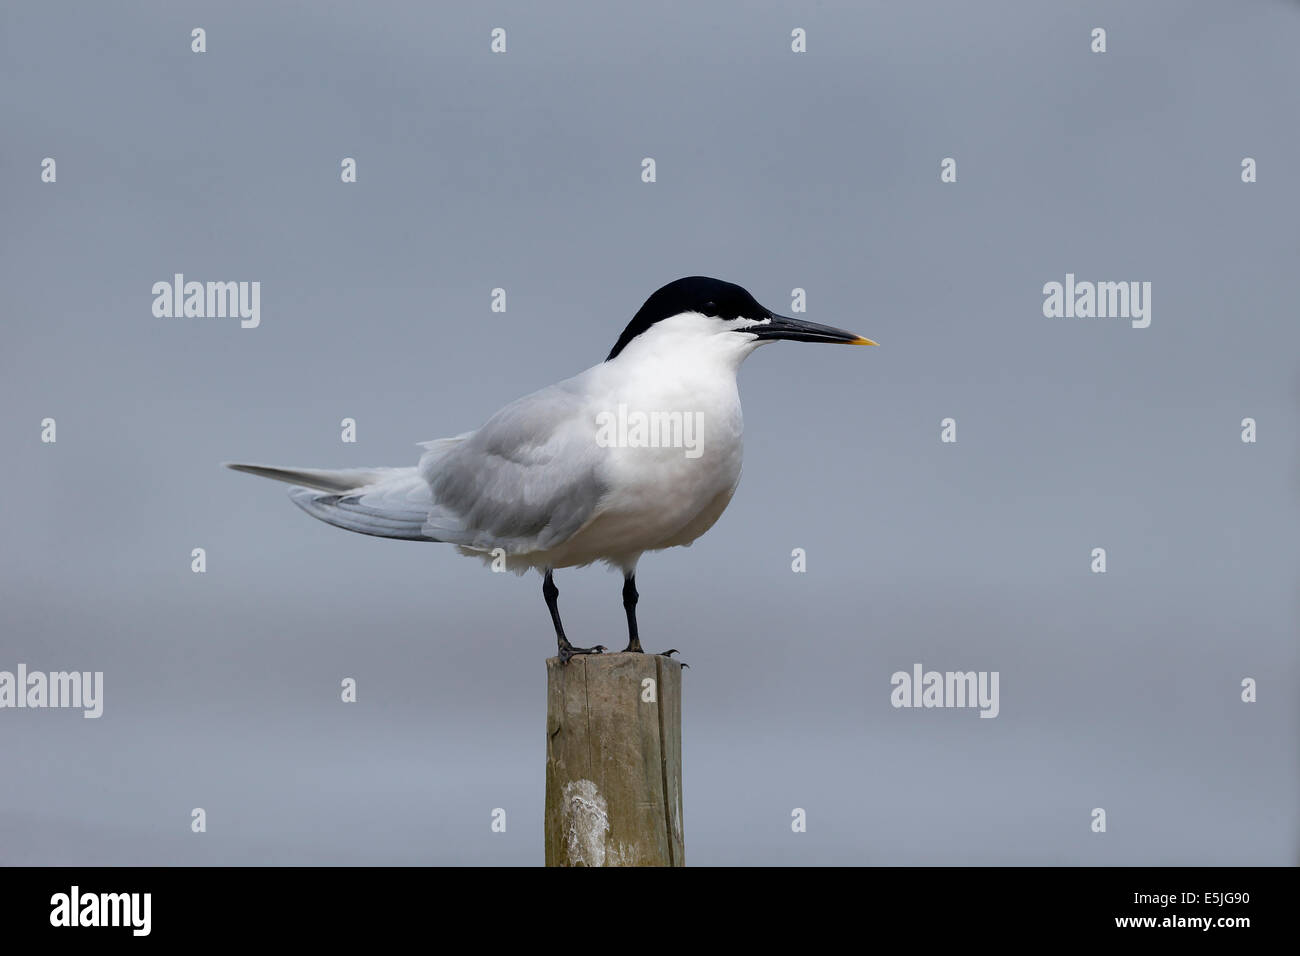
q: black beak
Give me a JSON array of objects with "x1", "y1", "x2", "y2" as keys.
[{"x1": 747, "y1": 314, "x2": 877, "y2": 346}]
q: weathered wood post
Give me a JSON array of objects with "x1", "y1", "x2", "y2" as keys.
[{"x1": 544, "y1": 652, "x2": 684, "y2": 866}]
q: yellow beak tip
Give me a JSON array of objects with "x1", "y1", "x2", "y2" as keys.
[{"x1": 850, "y1": 336, "x2": 879, "y2": 346}]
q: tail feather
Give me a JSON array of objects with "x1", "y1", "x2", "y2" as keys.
[
  {"x1": 224, "y1": 462, "x2": 393, "y2": 493},
  {"x1": 227, "y1": 462, "x2": 437, "y2": 541}
]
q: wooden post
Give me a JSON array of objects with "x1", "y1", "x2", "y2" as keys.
[{"x1": 544, "y1": 652, "x2": 684, "y2": 866}]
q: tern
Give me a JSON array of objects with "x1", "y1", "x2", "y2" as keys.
[{"x1": 227, "y1": 277, "x2": 875, "y2": 662}]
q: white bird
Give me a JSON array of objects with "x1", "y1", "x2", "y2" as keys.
[{"x1": 227, "y1": 277, "x2": 875, "y2": 662}]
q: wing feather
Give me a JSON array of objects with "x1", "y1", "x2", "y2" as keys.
[{"x1": 418, "y1": 376, "x2": 606, "y2": 554}]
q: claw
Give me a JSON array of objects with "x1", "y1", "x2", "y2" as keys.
[
  {"x1": 659, "y1": 649, "x2": 687, "y2": 668},
  {"x1": 558, "y1": 642, "x2": 606, "y2": 665}
]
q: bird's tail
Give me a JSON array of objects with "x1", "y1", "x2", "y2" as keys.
[{"x1": 224, "y1": 462, "x2": 436, "y2": 541}]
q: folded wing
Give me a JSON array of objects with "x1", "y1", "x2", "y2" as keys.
[{"x1": 419, "y1": 377, "x2": 608, "y2": 555}]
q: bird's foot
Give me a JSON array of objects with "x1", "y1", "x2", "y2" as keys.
[
  {"x1": 620, "y1": 642, "x2": 688, "y2": 667},
  {"x1": 558, "y1": 640, "x2": 606, "y2": 665},
  {"x1": 661, "y1": 648, "x2": 689, "y2": 669}
]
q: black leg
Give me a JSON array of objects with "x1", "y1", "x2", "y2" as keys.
[
  {"x1": 622, "y1": 573, "x2": 642, "y2": 653},
  {"x1": 619, "y1": 572, "x2": 682, "y2": 662},
  {"x1": 544, "y1": 569, "x2": 603, "y2": 664}
]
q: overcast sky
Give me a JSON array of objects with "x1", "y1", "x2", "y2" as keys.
[{"x1": 2, "y1": 0, "x2": 1296, "y2": 865}]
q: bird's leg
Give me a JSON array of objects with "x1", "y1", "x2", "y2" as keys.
[
  {"x1": 544, "y1": 569, "x2": 604, "y2": 664},
  {"x1": 621, "y1": 573, "x2": 642, "y2": 653},
  {"x1": 620, "y1": 572, "x2": 683, "y2": 663}
]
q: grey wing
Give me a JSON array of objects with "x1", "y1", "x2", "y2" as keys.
[{"x1": 417, "y1": 377, "x2": 607, "y2": 555}]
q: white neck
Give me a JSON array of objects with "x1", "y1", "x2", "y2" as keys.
[{"x1": 608, "y1": 311, "x2": 766, "y2": 378}]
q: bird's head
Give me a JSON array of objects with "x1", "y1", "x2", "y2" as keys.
[{"x1": 606, "y1": 276, "x2": 877, "y2": 363}]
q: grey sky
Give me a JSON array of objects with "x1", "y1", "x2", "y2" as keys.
[{"x1": 2, "y1": 0, "x2": 1296, "y2": 864}]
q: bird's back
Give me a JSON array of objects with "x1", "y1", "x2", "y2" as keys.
[{"x1": 420, "y1": 355, "x2": 747, "y2": 570}]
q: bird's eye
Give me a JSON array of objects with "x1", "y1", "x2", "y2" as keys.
[{"x1": 703, "y1": 301, "x2": 717, "y2": 313}]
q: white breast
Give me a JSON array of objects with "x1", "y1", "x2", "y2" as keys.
[{"x1": 536, "y1": 312, "x2": 761, "y2": 571}]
